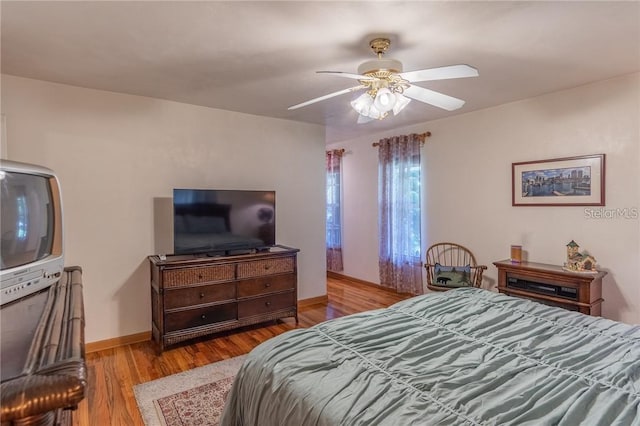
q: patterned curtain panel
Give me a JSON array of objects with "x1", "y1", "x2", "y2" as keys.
[
  {"x1": 326, "y1": 150, "x2": 344, "y2": 272},
  {"x1": 378, "y1": 134, "x2": 424, "y2": 294}
]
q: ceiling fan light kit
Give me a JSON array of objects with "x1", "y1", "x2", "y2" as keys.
[
  {"x1": 351, "y1": 89, "x2": 412, "y2": 122},
  {"x1": 373, "y1": 88, "x2": 395, "y2": 112},
  {"x1": 392, "y1": 92, "x2": 411, "y2": 115},
  {"x1": 288, "y1": 37, "x2": 478, "y2": 123}
]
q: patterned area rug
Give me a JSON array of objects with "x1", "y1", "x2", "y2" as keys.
[{"x1": 134, "y1": 355, "x2": 246, "y2": 426}]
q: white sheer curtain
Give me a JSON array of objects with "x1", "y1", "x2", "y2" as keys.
[
  {"x1": 378, "y1": 134, "x2": 423, "y2": 294},
  {"x1": 326, "y1": 150, "x2": 344, "y2": 271}
]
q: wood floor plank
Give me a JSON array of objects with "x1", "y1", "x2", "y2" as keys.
[{"x1": 77, "y1": 276, "x2": 410, "y2": 425}]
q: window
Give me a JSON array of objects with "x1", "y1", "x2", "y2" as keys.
[
  {"x1": 326, "y1": 150, "x2": 344, "y2": 271},
  {"x1": 377, "y1": 135, "x2": 424, "y2": 294}
]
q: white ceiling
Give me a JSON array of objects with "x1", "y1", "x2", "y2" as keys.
[{"x1": 2, "y1": 1, "x2": 639, "y2": 144}]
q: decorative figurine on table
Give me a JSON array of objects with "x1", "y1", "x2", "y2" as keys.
[{"x1": 564, "y1": 240, "x2": 597, "y2": 272}]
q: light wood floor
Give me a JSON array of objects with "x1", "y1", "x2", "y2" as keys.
[{"x1": 73, "y1": 276, "x2": 410, "y2": 425}]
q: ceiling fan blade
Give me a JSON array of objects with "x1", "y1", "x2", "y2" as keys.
[
  {"x1": 317, "y1": 71, "x2": 376, "y2": 81},
  {"x1": 400, "y1": 65, "x2": 478, "y2": 83},
  {"x1": 403, "y1": 85, "x2": 466, "y2": 111},
  {"x1": 288, "y1": 85, "x2": 365, "y2": 110}
]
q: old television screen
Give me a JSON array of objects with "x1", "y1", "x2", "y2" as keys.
[
  {"x1": 173, "y1": 189, "x2": 275, "y2": 255},
  {"x1": 1, "y1": 172, "x2": 55, "y2": 269}
]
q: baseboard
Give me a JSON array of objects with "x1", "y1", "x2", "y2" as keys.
[
  {"x1": 86, "y1": 331, "x2": 151, "y2": 354},
  {"x1": 86, "y1": 295, "x2": 328, "y2": 353},
  {"x1": 327, "y1": 271, "x2": 399, "y2": 294},
  {"x1": 298, "y1": 294, "x2": 328, "y2": 308}
]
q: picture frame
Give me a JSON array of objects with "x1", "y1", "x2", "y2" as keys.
[{"x1": 512, "y1": 154, "x2": 605, "y2": 206}]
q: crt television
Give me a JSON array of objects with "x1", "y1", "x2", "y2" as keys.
[
  {"x1": 0, "y1": 160, "x2": 64, "y2": 305},
  {"x1": 173, "y1": 189, "x2": 276, "y2": 255}
]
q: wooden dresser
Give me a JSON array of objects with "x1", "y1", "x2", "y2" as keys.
[
  {"x1": 149, "y1": 245, "x2": 299, "y2": 352},
  {"x1": 494, "y1": 259, "x2": 606, "y2": 316}
]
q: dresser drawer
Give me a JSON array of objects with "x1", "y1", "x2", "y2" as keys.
[
  {"x1": 237, "y1": 257, "x2": 295, "y2": 279},
  {"x1": 238, "y1": 291, "x2": 295, "y2": 319},
  {"x1": 165, "y1": 303, "x2": 237, "y2": 333},
  {"x1": 163, "y1": 264, "x2": 235, "y2": 288},
  {"x1": 164, "y1": 282, "x2": 236, "y2": 310},
  {"x1": 237, "y1": 274, "x2": 295, "y2": 298}
]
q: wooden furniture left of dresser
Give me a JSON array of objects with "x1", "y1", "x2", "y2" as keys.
[
  {"x1": 1, "y1": 266, "x2": 86, "y2": 425},
  {"x1": 149, "y1": 245, "x2": 299, "y2": 353}
]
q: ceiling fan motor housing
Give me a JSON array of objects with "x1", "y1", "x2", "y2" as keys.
[
  {"x1": 359, "y1": 38, "x2": 403, "y2": 75},
  {"x1": 357, "y1": 58, "x2": 403, "y2": 75}
]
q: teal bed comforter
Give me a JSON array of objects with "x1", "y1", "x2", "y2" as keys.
[{"x1": 220, "y1": 288, "x2": 640, "y2": 425}]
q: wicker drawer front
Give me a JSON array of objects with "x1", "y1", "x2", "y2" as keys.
[
  {"x1": 163, "y1": 264, "x2": 235, "y2": 288},
  {"x1": 165, "y1": 303, "x2": 237, "y2": 333},
  {"x1": 238, "y1": 292, "x2": 295, "y2": 319},
  {"x1": 164, "y1": 282, "x2": 236, "y2": 310},
  {"x1": 237, "y1": 274, "x2": 295, "y2": 298},
  {"x1": 237, "y1": 257, "x2": 294, "y2": 279}
]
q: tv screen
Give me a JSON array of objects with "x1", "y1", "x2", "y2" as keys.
[
  {"x1": 1, "y1": 172, "x2": 55, "y2": 270},
  {"x1": 173, "y1": 189, "x2": 275, "y2": 255}
]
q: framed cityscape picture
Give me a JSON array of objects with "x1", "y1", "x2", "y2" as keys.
[{"x1": 512, "y1": 154, "x2": 605, "y2": 206}]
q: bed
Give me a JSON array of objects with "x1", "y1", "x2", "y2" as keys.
[{"x1": 220, "y1": 287, "x2": 640, "y2": 425}]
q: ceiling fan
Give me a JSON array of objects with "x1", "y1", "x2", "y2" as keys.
[{"x1": 288, "y1": 38, "x2": 478, "y2": 123}]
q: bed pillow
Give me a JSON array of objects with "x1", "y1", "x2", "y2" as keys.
[{"x1": 433, "y1": 263, "x2": 472, "y2": 288}]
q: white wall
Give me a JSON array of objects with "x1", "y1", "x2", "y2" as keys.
[
  {"x1": 1, "y1": 75, "x2": 327, "y2": 343},
  {"x1": 328, "y1": 73, "x2": 640, "y2": 324}
]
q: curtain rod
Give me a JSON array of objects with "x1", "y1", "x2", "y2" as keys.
[
  {"x1": 326, "y1": 149, "x2": 345, "y2": 154},
  {"x1": 371, "y1": 131, "x2": 431, "y2": 147}
]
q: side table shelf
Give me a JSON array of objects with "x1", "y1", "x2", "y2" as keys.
[{"x1": 493, "y1": 259, "x2": 606, "y2": 316}]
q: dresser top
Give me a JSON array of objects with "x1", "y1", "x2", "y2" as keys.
[
  {"x1": 493, "y1": 259, "x2": 607, "y2": 279},
  {"x1": 149, "y1": 245, "x2": 299, "y2": 266}
]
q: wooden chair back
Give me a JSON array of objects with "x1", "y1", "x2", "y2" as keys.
[{"x1": 424, "y1": 242, "x2": 487, "y2": 291}]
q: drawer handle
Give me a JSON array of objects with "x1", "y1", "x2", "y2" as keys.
[
  {"x1": 264, "y1": 265, "x2": 271, "y2": 270},
  {"x1": 201, "y1": 314, "x2": 206, "y2": 319},
  {"x1": 264, "y1": 282, "x2": 271, "y2": 288},
  {"x1": 198, "y1": 274, "x2": 203, "y2": 279},
  {"x1": 265, "y1": 301, "x2": 271, "y2": 307},
  {"x1": 200, "y1": 292, "x2": 205, "y2": 298}
]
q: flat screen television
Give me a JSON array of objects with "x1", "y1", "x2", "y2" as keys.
[
  {"x1": 173, "y1": 189, "x2": 275, "y2": 255},
  {"x1": 0, "y1": 160, "x2": 64, "y2": 305}
]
